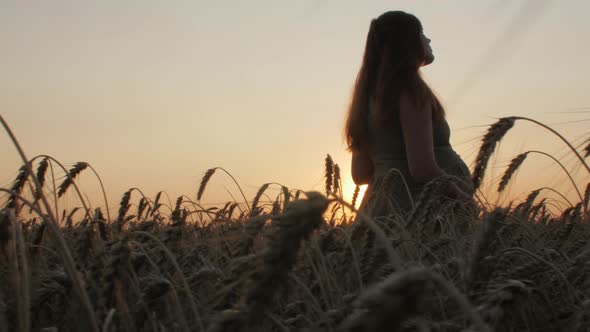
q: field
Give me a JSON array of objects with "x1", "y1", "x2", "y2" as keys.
[{"x1": 1, "y1": 115, "x2": 590, "y2": 332}]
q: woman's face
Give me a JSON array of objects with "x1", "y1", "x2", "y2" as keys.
[{"x1": 421, "y1": 32, "x2": 434, "y2": 66}]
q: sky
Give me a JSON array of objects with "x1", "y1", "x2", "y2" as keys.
[{"x1": 1, "y1": 0, "x2": 589, "y2": 214}]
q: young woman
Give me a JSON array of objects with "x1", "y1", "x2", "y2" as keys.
[{"x1": 345, "y1": 11, "x2": 474, "y2": 217}]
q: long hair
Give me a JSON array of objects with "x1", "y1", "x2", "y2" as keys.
[{"x1": 345, "y1": 11, "x2": 445, "y2": 152}]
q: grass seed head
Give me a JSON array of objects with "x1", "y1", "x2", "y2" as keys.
[
  {"x1": 6, "y1": 165, "x2": 30, "y2": 209},
  {"x1": 251, "y1": 183, "x2": 270, "y2": 215},
  {"x1": 351, "y1": 185, "x2": 360, "y2": 209},
  {"x1": 117, "y1": 189, "x2": 132, "y2": 223},
  {"x1": 325, "y1": 154, "x2": 334, "y2": 195},
  {"x1": 472, "y1": 117, "x2": 515, "y2": 190},
  {"x1": 34, "y1": 158, "x2": 49, "y2": 200},
  {"x1": 498, "y1": 152, "x2": 528, "y2": 192},
  {"x1": 57, "y1": 162, "x2": 88, "y2": 198},
  {"x1": 333, "y1": 164, "x2": 341, "y2": 193},
  {"x1": 197, "y1": 168, "x2": 216, "y2": 201}
]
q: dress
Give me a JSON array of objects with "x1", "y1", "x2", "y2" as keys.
[{"x1": 357, "y1": 97, "x2": 474, "y2": 217}]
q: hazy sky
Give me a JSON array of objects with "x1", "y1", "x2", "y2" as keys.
[{"x1": 1, "y1": 0, "x2": 589, "y2": 213}]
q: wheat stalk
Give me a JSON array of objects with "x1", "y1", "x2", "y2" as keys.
[
  {"x1": 235, "y1": 214, "x2": 269, "y2": 256},
  {"x1": 502, "y1": 151, "x2": 584, "y2": 203},
  {"x1": 476, "y1": 279, "x2": 531, "y2": 326},
  {"x1": 5, "y1": 165, "x2": 29, "y2": 210},
  {"x1": 378, "y1": 167, "x2": 415, "y2": 213},
  {"x1": 500, "y1": 247, "x2": 581, "y2": 303},
  {"x1": 339, "y1": 267, "x2": 430, "y2": 331},
  {"x1": 30, "y1": 219, "x2": 47, "y2": 258},
  {"x1": 340, "y1": 267, "x2": 491, "y2": 332},
  {"x1": 136, "y1": 197, "x2": 148, "y2": 221},
  {"x1": 498, "y1": 152, "x2": 527, "y2": 192},
  {"x1": 408, "y1": 175, "x2": 462, "y2": 228},
  {"x1": 281, "y1": 185, "x2": 290, "y2": 211},
  {"x1": 472, "y1": 117, "x2": 516, "y2": 190},
  {"x1": 28, "y1": 155, "x2": 93, "y2": 221},
  {"x1": 148, "y1": 191, "x2": 163, "y2": 217},
  {"x1": 250, "y1": 183, "x2": 270, "y2": 215},
  {"x1": 241, "y1": 191, "x2": 329, "y2": 327},
  {"x1": 117, "y1": 189, "x2": 132, "y2": 225},
  {"x1": 0, "y1": 115, "x2": 100, "y2": 332},
  {"x1": 512, "y1": 116, "x2": 590, "y2": 174},
  {"x1": 325, "y1": 154, "x2": 334, "y2": 196},
  {"x1": 514, "y1": 189, "x2": 542, "y2": 216},
  {"x1": 11, "y1": 211, "x2": 31, "y2": 332},
  {"x1": 57, "y1": 162, "x2": 88, "y2": 197},
  {"x1": 468, "y1": 208, "x2": 506, "y2": 293},
  {"x1": 197, "y1": 168, "x2": 216, "y2": 201},
  {"x1": 334, "y1": 195, "x2": 403, "y2": 271},
  {"x1": 196, "y1": 167, "x2": 250, "y2": 211},
  {"x1": 131, "y1": 230, "x2": 204, "y2": 330},
  {"x1": 34, "y1": 157, "x2": 49, "y2": 201},
  {"x1": 84, "y1": 163, "x2": 112, "y2": 222},
  {"x1": 333, "y1": 164, "x2": 341, "y2": 194},
  {"x1": 351, "y1": 185, "x2": 360, "y2": 210},
  {"x1": 227, "y1": 202, "x2": 239, "y2": 219},
  {"x1": 170, "y1": 196, "x2": 183, "y2": 224}
]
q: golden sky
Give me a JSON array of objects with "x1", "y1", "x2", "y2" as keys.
[{"x1": 1, "y1": 0, "x2": 589, "y2": 213}]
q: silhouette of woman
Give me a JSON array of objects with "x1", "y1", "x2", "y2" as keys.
[{"x1": 344, "y1": 11, "x2": 474, "y2": 218}]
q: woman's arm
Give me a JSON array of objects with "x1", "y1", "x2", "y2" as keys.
[
  {"x1": 398, "y1": 93, "x2": 445, "y2": 183},
  {"x1": 351, "y1": 148, "x2": 374, "y2": 185}
]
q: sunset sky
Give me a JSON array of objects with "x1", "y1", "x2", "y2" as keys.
[{"x1": 1, "y1": 0, "x2": 589, "y2": 214}]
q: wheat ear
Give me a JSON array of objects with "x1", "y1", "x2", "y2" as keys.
[
  {"x1": 34, "y1": 158, "x2": 49, "y2": 201},
  {"x1": 57, "y1": 162, "x2": 88, "y2": 197},
  {"x1": 251, "y1": 183, "x2": 270, "y2": 215},
  {"x1": 117, "y1": 189, "x2": 132, "y2": 224},
  {"x1": 5, "y1": 165, "x2": 29, "y2": 210},
  {"x1": 351, "y1": 185, "x2": 360, "y2": 209},
  {"x1": 472, "y1": 117, "x2": 515, "y2": 190},
  {"x1": 325, "y1": 154, "x2": 334, "y2": 195},
  {"x1": 196, "y1": 167, "x2": 250, "y2": 211},
  {"x1": 197, "y1": 168, "x2": 216, "y2": 201},
  {"x1": 498, "y1": 152, "x2": 527, "y2": 192}
]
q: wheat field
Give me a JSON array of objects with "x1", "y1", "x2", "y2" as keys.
[{"x1": 1, "y1": 115, "x2": 590, "y2": 332}]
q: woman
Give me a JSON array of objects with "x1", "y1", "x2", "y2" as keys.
[{"x1": 345, "y1": 11, "x2": 474, "y2": 218}]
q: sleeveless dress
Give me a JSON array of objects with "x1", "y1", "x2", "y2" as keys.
[{"x1": 357, "y1": 97, "x2": 474, "y2": 217}]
